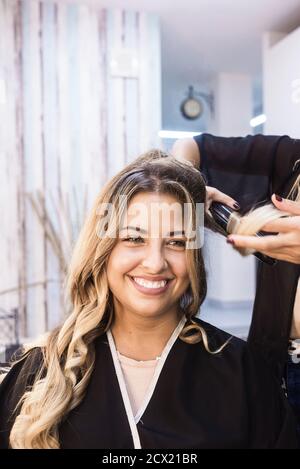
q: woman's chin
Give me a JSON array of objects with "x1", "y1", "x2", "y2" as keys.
[{"x1": 124, "y1": 298, "x2": 175, "y2": 319}]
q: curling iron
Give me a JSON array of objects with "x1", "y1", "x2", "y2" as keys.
[{"x1": 209, "y1": 202, "x2": 276, "y2": 266}]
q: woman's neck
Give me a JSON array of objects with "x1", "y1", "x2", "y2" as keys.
[{"x1": 110, "y1": 310, "x2": 183, "y2": 361}]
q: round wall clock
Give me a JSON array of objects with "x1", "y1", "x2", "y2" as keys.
[{"x1": 181, "y1": 86, "x2": 203, "y2": 120}]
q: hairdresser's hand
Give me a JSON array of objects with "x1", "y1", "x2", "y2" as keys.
[
  {"x1": 227, "y1": 195, "x2": 300, "y2": 264},
  {"x1": 206, "y1": 186, "x2": 240, "y2": 212}
]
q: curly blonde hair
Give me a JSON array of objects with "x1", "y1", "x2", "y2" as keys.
[
  {"x1": 7, "y1": 151, "x2": 300, "y2": 448},
  {"x1": 7, "y1": 150, "x2": 218, "y2": 448}
]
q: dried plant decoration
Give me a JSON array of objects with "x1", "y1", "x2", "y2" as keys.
[
  {"x1": 0, "y1": 187, "x2": 88, "y2": 303},
  {"x1": 27, "y1": 187, "x2": 89, "y2": 274}
]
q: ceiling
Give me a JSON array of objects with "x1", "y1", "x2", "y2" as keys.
[{"x1": 57, "y1": 0, "x2": 300, "y2": 83}]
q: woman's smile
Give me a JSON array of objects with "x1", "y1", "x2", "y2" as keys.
[{"x1": 127, "y1": 275, "x2": 174, "y2": 295}]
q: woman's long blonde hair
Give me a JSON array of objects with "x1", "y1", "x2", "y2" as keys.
[
  {"x1": 6, "y1": 152, "x2": 300, "y2": 448},
  {"x1": 7, "y1": 150, "x2": 216, "y2": 449}
]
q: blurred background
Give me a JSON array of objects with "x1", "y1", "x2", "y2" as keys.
[{"x1": 1, "y1": 0, "x2": 300, "y2": 358}]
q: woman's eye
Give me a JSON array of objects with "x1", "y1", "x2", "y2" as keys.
[
  {"x1": 167, "y1": 240, "x2": 186, "y2": 248},
  {"x1": 122, "y1": 236, "x2": 144, "y2": 244},
  {"x1": 121, "y1": 237, "x2": 185, "y2": 247}
]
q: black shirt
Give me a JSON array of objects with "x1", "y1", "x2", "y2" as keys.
[
  {"x1": 0, "y1": 318, "x2": 298, "y2": 449},
  {"x1": 194, "y1": 133, "x2": 300, "y2": 379}
]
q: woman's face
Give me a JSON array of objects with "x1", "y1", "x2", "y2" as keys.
[{"x1": 107, "y1": 191, "x2": 190, "y2": 320}]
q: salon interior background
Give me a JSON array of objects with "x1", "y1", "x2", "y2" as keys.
[{"x1": 0, "y1": 0, "x2": 300, "y2": 347}]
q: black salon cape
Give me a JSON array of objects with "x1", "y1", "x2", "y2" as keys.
[
  {"x1": 0, "y1": 319, "x2": 298, "y2": 449},
  {"x1": 194, "y1": 134, "x2": 300, "y2": 380}
]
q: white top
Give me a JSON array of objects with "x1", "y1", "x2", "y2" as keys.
[{"x1": 117, "y1": 351, "x2": 159, "y2": 418}]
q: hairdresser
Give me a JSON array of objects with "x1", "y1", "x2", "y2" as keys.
[{"x1": 171, "y1": 135, "x2": 300, "y2": 385}]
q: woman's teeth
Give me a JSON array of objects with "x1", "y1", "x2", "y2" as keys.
[{"x1": 133, "y1": 277, "x2": 168, "y2": 289}]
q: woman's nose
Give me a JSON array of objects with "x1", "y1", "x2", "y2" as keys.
[{"x1": 141, "y1": 243, "x2": 168, "y2": 272}]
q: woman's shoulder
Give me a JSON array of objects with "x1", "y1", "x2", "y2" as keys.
[
  {"x1": 190, "y1": 316, "x2": 287, "y2": 402},
  {"x1": 192, "y1": 316, "x2": 279, "y2": 378},
  {"x1": 8, "y1": 345, "x2": 44, "y2": 372},
  {"x1": 0, "y1": 346, "x2": 45, "y2": 448},
  {"x1": 192, "y1": 316, "x2": 246, "y2": 352},
  {"x1": 0, "y1": 346, "x2": 45, "y2": 401}
]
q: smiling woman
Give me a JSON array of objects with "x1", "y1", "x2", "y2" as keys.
[
  {"x1": 0, "y1": 150, "x2": 298, "y2": 449},
  {"x1": 108, "y1": 192, "x2": 190, "y2": 338}
]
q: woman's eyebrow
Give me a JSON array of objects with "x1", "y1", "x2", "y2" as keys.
[
  {"x1": 120, "y1": 226, "x2": 147, "y2": 234},
  {"x1": 120, "y1": 226, "x2": 185, "y2": 236}
]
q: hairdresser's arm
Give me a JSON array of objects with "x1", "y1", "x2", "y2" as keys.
[
  {"x1": 172, "y1": 138, "x2": 201, "y2": 168},
  {"x1": 227, "y1": 196, "x2": 300, "y2": 264},
  {"x1": 172, "y1": 138, "x2": 240, "y2": 211},
  {"x1": 174, "y1": 134, "x2": 300, "y2": 213}
]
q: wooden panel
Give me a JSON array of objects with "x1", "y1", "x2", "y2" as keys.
[
  {"x1": 66, "y1": 3, "x2": 82, "y2": 204},
  {"x1": 42, "y1": 1, "x2": 61, "y2": 331},
  {"x1": 5, "y1": 1, "x2": 19, "y2": 316},
  {"x1": 98, "y1": 9, "x2": 108, "y2": 187},
  {"x1": 0, "y1": 1, "x2": 162, "y2": 339},
  {"x1": 22, "y1": 0, "x2": 46, "y2": 337},
  {"x1": 14, "y1": 0, "x2": 26, "y2": 337},
  {"x1": 0, "y1": 0, "x2": 24, "y2": 342},
  {"x1": 78, "y1": 4, "x2": 104, "y2": 206},
  {"x1": 124, "y1": 11, "x2": 139, "y2": 164},
  {"x1": 138, "y1": 12, "x2": 161, "y2": 152},
  {"x1": 107, "y1": 9, "x2": 126, "y2": 178},
  {"x1": 0, "y1": 0, "x2": 11, "y2": 315},
  {"x1": 56, "y1": 0, "x2": 73, "y2": 274}
]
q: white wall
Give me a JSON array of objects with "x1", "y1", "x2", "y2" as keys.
[
  {"x1": 162, "y1": 70, "x2": 256, "y2": 308},
  {"x1": 263, "y1": 28, "x2": 300, "y2": 137},
  {"x1": 204, "y1": 73, "x2": 256, "y2": 306}
]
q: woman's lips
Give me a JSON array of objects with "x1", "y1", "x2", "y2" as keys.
[{"x1": 128, "y1": 276, "x2": 172, "y2": 295}]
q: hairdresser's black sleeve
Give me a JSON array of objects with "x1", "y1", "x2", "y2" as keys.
[
  {"x1": 193, "y1": 133, "x2": 300, "y2": 211},
  {"x1": 0, "y1": 348, "x2": 43, "y2": 449},
  {"x1": 194, "y1": 133, "x2": 300, "y2": 383},
  {"x1": 242, "y1": 344, "x2": 299, "y2": 449}
]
